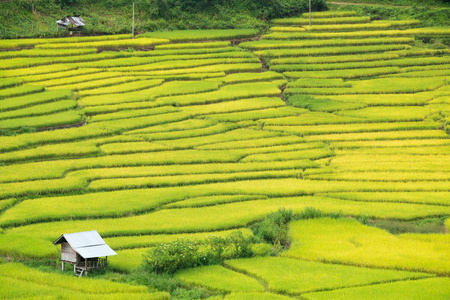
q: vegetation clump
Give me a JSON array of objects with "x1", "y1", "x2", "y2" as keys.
[{"x1": 143, "y1": 231, "x2": 257, "y2": 274}]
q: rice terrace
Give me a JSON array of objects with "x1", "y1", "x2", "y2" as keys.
[{"x1": 0, "y1": 0, "x2": 449, "y2": 299}]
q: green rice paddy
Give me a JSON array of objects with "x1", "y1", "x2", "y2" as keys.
[{"x1": 0, "y1": 11, "x2": 448, "y2": 300}]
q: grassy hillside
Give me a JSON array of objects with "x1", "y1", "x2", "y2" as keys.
[{"x1": 0, "y1": 0, "x2": 327, "y2": 38}]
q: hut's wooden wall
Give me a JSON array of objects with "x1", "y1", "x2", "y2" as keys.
[{"x1": 61, "y1": 242, "x2": 77, "y2": 263}]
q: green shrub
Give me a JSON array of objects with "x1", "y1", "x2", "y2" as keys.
[
  {"x1": 252, "y1": 208, "x2": 294, "y2": 247},
  {"x1": 143, "y1": 231, "x2": 257, "y2": 274},
  {"x1": 296, "y1": 207, "x2": 324, "y2": 220}
]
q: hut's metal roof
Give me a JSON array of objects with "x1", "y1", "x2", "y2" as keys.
[
  {"x1": 56, "y1": 16, "x2": 85, "y2": 28},
  {"x1": 53, "y1": 230, "x2": 117, "y2": 259}
]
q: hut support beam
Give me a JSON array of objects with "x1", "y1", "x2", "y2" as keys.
[{"x1": 62, "y1": 262, "x2": 65, "y2": 271}]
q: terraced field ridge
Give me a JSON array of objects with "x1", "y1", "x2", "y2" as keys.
[{"x1": 0, "y1": 13, "x2": 449, "y2": 299}]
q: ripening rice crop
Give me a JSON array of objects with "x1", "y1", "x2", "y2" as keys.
[
  {"x1": 303, "y1": 130, "x2": 448, "y2": 142},
  {"x1": 0, "y1": 100, "x2": 77, "y2": 121},
  {"x1": 272, "y1": 16, "x2": 370, "y2": 26},
  {"x1": 330, "y1": 138, "x2": 450, "y2": 149},
  {"x1": 47, "y1": 76, "x2": 141, "y2": 92},
  {"x1": 18, "y1": 68, "x2": 104, "y2": 83},
  {"x1": 155, "y1": 41, "x2": 231, "y2": 49},
  {"x1": 273, "y1": 57, "x2": 450, "y2": 72},
  {"x1": 271, "y1": 53, "x2": 400, "y2": 65},
  {"x1": 262, "y1": 28, "x2": 450, "y2": 40},
  {"x1": 139, "y1": 29, "x2": 260, "y2": 42},
  {"x1": 0, "y1": 125, "x2": 110, "y2": 152},
  {"x1": 0, "y1": 110, "x2": 82, "y2": 130},
  {"x1": 334, "y1": 106, "x2": 434, "y2": 121},
  {"x1": 240, "y1": 37, "x2": 413, "y2": 50},
  {"x1": 204, "y1": 107, "x2": 305, "y2": 122},
  {"x1": 155, "y1": 82, "x2": 281, "y2": 107},
  {"x1": 33, "y1": 71, "x2": 124, "y2": 87},
  {"x1": 0, "y1": 52, "x2": 131, "y2": 69},
  {"x1": 105, "y1": 229, "x2": 253, "y2": 250},
  {"x1": 78, "y1": 79, "x2": 164, "y2": 97},
  {"x1": 225, "y1": 257, "x2": 431, "y2": 294},
  {"x1": 175, "y1": 265, "x2": 264, "y2": 292},
  {"x1": 108, "y1": 248, "x2": 150, "y2": 273},
  {"x1": 284, "y1": 218, "x2": 450, "y2": 275},
  {"x1": 0, "y1": 84, "x2": 45, "y2": 100},
  {"x1": 7, "y1": 195, "x2": 450, "y2": 246},
  {"x1": 35, "y1": 38, "x2": 170, "y2": 49},
  {"x1": 0, "y1": 48, "x2": 97, "y2": 58},
  {"x1": 0, "y1": 89, "x2": 72, "y2": 112},
  {"x1": 307, "y1": 171, "x2": 450, "y2": 182},
  {"x1": 89, "y1": 106, "x2": 178, "y2": 122},
  {"x1": 0, "y1": 78, "x2": 23, "y2": 89},
  {"x1": 304, "y1": 278, "x2": 450, "y2": 300},
  {"x1": 0, "y1": 34, "x2": 132, "y2": 49},
  {"x1": 329, "y1": 154, "x2": 450, "y2": 172},
  {"x1": 324, "y1": 192, "x2": 450, "y2": 206},
  {"x1": 0, "y1": 263, "x2": 148, "y2": 294},
  {"x1": 270, "y1": 26, "x2": 306, "y2": 32},
  {"x1": 165, "y1": 195, "x2": 266, "y2": 208},
  {"x1": 284, "y1": 67, "x2": 401, "y2": 79},
  {"x1": 254, "y1": 44, "x2": 410, "y2": 58},
  {"x1": 265, "y1": 121, "x2": 440, "y2": 136},
  {"x1": 0, "y1": 139, "x2": 103, "y2": 164},
  {"x1": 301, "y1": 11, "x2": 357, "y2": 18},
  {"x1": 225, "y1": 293, "x2": 295, "y2": 300},
  {"x1": 80, "y1": 81, "x2": 221, "y2": 106}
]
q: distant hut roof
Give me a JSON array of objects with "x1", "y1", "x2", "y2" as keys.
[
  {"x1": 53, "y1": 230, "x2": 117, "y2": 259},
  {"x1": 56, "y1": 16, "x2": 85, "y2": 29}
]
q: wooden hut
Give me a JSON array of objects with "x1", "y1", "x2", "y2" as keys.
[
  {"x1": 53, "y1": 230, "x2": 117, "y2": 277},
  {"x1": 56, "y1": 16, "x2": 85, "y2": 31}
]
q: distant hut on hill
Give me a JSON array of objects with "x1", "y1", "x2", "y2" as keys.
[
  {"x1": 56, "y1": 16, "x2": 85, "y2": 31},
  {"x1": 53, "y1": 230, "x2": 116, "y2": 277}
]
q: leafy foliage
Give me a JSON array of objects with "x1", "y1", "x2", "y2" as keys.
[{"x1": 143, "y1": 231, "x2": 257, "y2": 274}]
